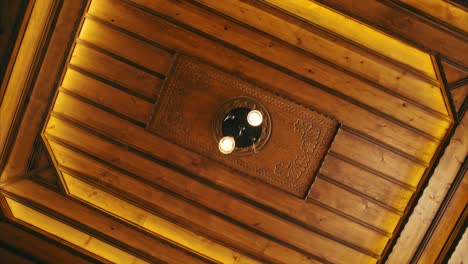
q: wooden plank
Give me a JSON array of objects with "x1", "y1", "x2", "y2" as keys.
[
  {"x1": 3, "y1": 180, "x2": 211, "y2": 264},
  {"x1": 69, "y1": 43, "x2": 161, "y2": 100},
  {"x1": 61, "y1": 68, "x2": 153, "y2": 124},
  {"x1": 87, "y1": 0, "x2": 444, "y2": 164},
  {"x1": 0, "y1": 246, "x2": 36, "y2": 264},
  {"x1": 49, "y1": 141, "x2": 322, "y2": 264},
  {"x1": 331, "y1": 129, "x2": 427, "y2": 187},
  {"x1": 316, "y1": 0, "x2": 468, "y2": 68},
  {"x1": 3, "y1": 196, "x2": 149, "y2": 264},
  {"x1": 44, "y1": 109, "x2": 387, "y2": 262},
  {"x1": 418, "y1": 170, "x2": 468, "y2": 263},
  {"x1": 397, "y1": 0, "x2": 468, "y2": 33},
  {"x1": 194, "y1": 0, "x2": 449, "y2": 118},
  {"x1": 0, "y1": 0, "x2": 60, "y2": 180},
  {"x1": 62, "y1": 172, "x2": 261, "y2": 264},
  {"x1": 48, "y1": 91, "x2": 391, "y2": 256},
  {"x1": 320, "y1": 155, "x2": 414, "y2": 212},
  {"x1": 308, "y1": 177, "x2": 401, "y2": 233},
  {"x1": 128, "y1": 0, "x2": 450, "y2": 139},
  {"x1": 0, "y1": 221, "x2": 95, "y2": 264},
  {"x1": 261, "y1": 0, "x2": 438, "y2": 80},
  {"x1": 78, "y1": 18, "x2": 174, "y2": 75},
  {"x1": 387, "y1": 113, "x2": 468, "y2": 264},
  {"x1": 451, "y1": 85, "x2": 468, "y2": 113},
  {"x1": 442, "y1": 60, "x2": 468, "y2": 86}
]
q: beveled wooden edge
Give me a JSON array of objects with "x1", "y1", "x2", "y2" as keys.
[
  {"x1": 58, "y1": 165, "x2": 268, "y2": 264},
  {"x1": 379, "y1": 57, "x2": 458, "y2": 263},
  {"x1": 43, "y1": 116, "x2": 369, "y2": 262},
  {"x1": 438, "y1": 205, "x2": 468, "y2": 263},
  {"x1": 248, "y1": 0, "x2": 441, "y2": 86},
  {"x1": 383, "y1": 0, "x2": 468, "y2": 39},
  {"x1": 119, "y1": 0, "x2": 446, "y2": 167},
  {"x1": 0, "y1": 189, "x2": 116, "y2": 264},
  {"x1": 0, "y1": 218, "x2": 103, "y2": 264},
  {"x1": 1, "y1": 179, "x2": 210, "y2": 264},
  {"x1": 0, "y1": 0, "x2": 90, "y2": 185},
  {"x1": 0, "y1": 0, "x2": 35, "y2": 104},
  {"x1": 411, "y1": 156, "x2": 468, "y2": 263},
  {"x1": 0, "y1": 0, "x2": 62, "y2": 178}
]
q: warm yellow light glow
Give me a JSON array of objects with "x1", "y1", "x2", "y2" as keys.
[
  {"x1": 62, "y1": 173, "x2": 259, "y2": 264},
  {"x1": 219, "y1": 136, "x2": 236, "y2": 154},
  {"x1": 263, "y1": 0, "x2": 437, "y2": 79},
  {"x1": 247, "y1": 110, "x2": 263, "y2": 127},
  {"x1": 5, "y1": 197, "x2": 149, "y2": 264}
]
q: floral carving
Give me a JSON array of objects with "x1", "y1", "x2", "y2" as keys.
[{"x1": 274, "y1": 155, "x2": 310, "y2": 181}]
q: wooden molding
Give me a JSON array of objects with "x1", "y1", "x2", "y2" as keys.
[{"x1": 0, "y1": 0, "x2": 87, "y2": 183}]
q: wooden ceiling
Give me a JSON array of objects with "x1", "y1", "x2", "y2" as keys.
[{"x1": 0, "y1": 0, "x2": 466, "y2": 263}]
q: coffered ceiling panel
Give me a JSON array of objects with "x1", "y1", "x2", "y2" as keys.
[{"x1": 1, "y1": 0, "x2": 463, "y2": 263}]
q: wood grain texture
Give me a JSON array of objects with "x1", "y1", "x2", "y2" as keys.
[
  {"x1": 316, "y1": 0, "x2": 468, "y2": 68},
  {"x1": 149, "y1": 54, "x2": 339, "y2": 199},
  {"x1": 88, "y1": 0, "x2": 445, "y2": 164},
  {"x1": 417, "y1": 168, "x2": 467, "y2": 263},
  {"x1": 0, "y1": 0, "x2": 60, "y2": 180},
  {"x1": 0, "y1": 0, "x2": 455, "y2": 263},
  {"x1": 44, "y1": 113, "x2": 379, "y2": 263},
  {"x1": 192, "y1": 0, "x2": 448, "y2": 120},
  {"x1": 0, "y1": 221, "x2": 96, "y2": 264},
  {"x1": 442, "y1": 60, "x2": 468, "y2": 86},
  {"x1": 451, "y1": 85, "x2": 468, "y2": 114},
  {"x1": 69, "y1": 43, "x2": 162, "y2": 100},
  {"x1": 388, "y1": 113, "x2": 468, "y2": 264},
  {"x1": 48, "y1": 141, "x2": 323, "y2": 264},
  {"x1": 320, "y1": 155, "x2": 414, "y2": 212},
  {"x1": 2, "y1": 180, "x2": 212, "y2": 264},
  {"x1": 47, "y1": 91, "x2": 392, "y2": 255}
]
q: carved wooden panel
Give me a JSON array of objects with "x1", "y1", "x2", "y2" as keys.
[{"x1": 148, "y1": 55, "x2": 339, "y2": 198}]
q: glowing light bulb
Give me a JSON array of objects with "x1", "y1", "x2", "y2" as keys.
[
  {"x1": 218, "y1": 136, "x2": 235, "y2": 154},
  {"x1": 247, "y1": 110, "x2": 263, "y2": 127}
]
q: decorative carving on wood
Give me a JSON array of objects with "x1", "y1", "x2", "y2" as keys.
[{"x1": 148, "y1": 54, "x2": 339, "y2": 199}]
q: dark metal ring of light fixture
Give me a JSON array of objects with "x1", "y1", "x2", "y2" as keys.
[{"x1": 212, "y1": 97, "x2": 271, "y2": 155}]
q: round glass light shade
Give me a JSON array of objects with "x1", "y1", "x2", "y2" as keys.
[
  {"x1": 247, "y1": 110, "x2": 263, "y2": 127},
  {"x1": 218, "y1": 136, "x2": 236, "y2": 154}
]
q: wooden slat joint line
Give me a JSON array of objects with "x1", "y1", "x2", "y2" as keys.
[
  {"x1": 84, "y1": 13, "x2": 177, "y2": 55},
  {"x1": 50, "y1": 139, "x2": 279, "y2": 263},
  {"x1": 318, "y1": 173, "x2": 404, "y2": 215},
  {"x1": 58, "y1": 166, "x2": 267, "y2": 264},
  {"x1": 329, "y1": 152, "x2": 417, "y2": 192},
  {"x1": 0, "y1": 239, "x2": 45, "y2": 264},
  {"x1": 0, "y1": 187, "x2": 158, "y2": 264},
  {"x1": 45, "y1": 132, "x2": 335, "y2": 264},
  {"x1": 75, "y1": 38, "x2": 167, "y2": 80},
  {"x1": 66, "y1": 64, "x2": 155, "y2": 103},
  {"x1": 124, "y1": 0, "x2": 445, "y2": 145},
  {"x1": 251, "y1": 0, "x2": 442, "y2": 86},
  {"x1": 383, "y1": 0, "x2": 468, "y2": 40},
  {"x1": 307, "y1": 199, "x2": 393, "y2": 238},
  {"x1": 0, "y1": 166, "x2": 52, "y2": 189},
  {"x1": 56, "y1": 88, "x2": 146, "y2": 127},
  {"x1": 0, "y1": 0, "x2": 63, "y2": 176},
  {"x1": 449, "y1": 77, "x2": 468, "y2": 90},
  {"x1": 411, "y1": 155, "x2": 468, "y2": 264},
  {"x1": 43, "y1": 116, "x2": 382, "y2": 261},
  {"x1": 458, "y1": 98, "x2": 468, "y2": 120},
  {"x1": 342, "y1": 125, "x2": 430, "y2": 167},
  {"x1": 194, "y1": 0, "x2": 450, "y2": 120}
]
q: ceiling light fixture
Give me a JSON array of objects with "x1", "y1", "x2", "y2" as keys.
[{"x1": 213, "y1": 97, "x2": 271, "y2": 155}]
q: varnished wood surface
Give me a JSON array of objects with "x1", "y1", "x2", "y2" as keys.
[
  {"x1": 316, "y1": 0, "x2": 468, "y2": 68},
  {"x1": 0, "y1": 221, "x2": 97, "y2": 264},
  {"x1": 0, "y1": 0, "x2": 463, "y2": 263}
]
